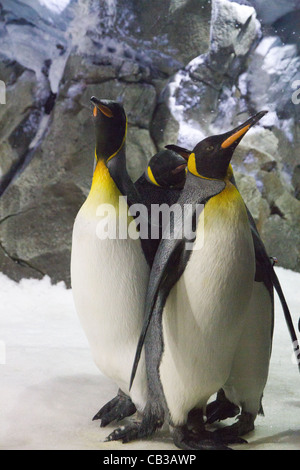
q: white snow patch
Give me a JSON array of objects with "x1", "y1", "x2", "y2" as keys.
[
  {"x1": 39, "y1": 0, "x2": 71, "y2": 14},
  {"x1": 0, "y1": 267, "x2": 300, "y2": 449}
]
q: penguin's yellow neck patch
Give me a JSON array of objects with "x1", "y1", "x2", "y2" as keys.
[
  {"x1": 205, "y1": 179, "x2": 247, "y2": 225},
  {"x1": 147, "y1": 166, "x2": 161, "y2": 187},
  {"x1": 85, "y1": 159, "x2": 121, "y2": 212}
]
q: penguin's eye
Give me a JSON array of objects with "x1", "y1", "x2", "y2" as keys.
[{"x1": 206, "y1": 145, "x2": 214, "y2": 152}]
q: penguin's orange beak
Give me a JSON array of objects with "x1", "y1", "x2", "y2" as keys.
[
  {"x1": 221, "y1": 111, "x2": 268, "y2": 149},
  {"x1": 91, "y1": 96, "x2": 114, "y2": 118}
]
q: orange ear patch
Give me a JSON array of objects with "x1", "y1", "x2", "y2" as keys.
[
  {"x1": 98, "y1": 103, "x2": 114, "y2": 118},
  {"x1": 93, "y1": 106, "x2": 98, "y2": 117}
]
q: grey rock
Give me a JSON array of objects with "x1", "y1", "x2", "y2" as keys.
[
  {"x1": 0, "y1": 70, "x2": 37, "y2": 141},
  {"x1": 150, "y1": 102, "x2": 179, "y2": 150},
  {"x1": 129, "y1": 0, "x2": 212, "y2": 65},
  {"x1": 261, "y1": 215, "x2": 300, "y2": 272},
  {"x1": 79, "y1": 81, "x2": 157, "y2": 129},
  {"x1": 126, "y1": 127, "x2": 157, "y2": 181},
  {"x1": 235, "y1": 172, "x2": 270, "y2": 231},
  {"x1": 259, "y1": 172, "x2": 286, "y2": 206},
  {"x1": 61, "y1": 53, "x2": 118, "y2": 86},
  {"x1": 168, "y1": 0, "x2": 261, "y2": 133},
  {"x1": 292, "y1": 165, "x2": 300, "y2": 199},
  {"x1": 245, "y1": 0, "x2": 300, "y2": 25}
]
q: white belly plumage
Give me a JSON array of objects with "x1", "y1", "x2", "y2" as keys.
[
  {"x1": 223, "y1": 281, "x2": 273, "y2": 415},
  {"x1": 71, "y1": 201, "x2": 149, "y2": 411},
  {"x1": 159, "y1": 184, "x2": 256, "y2": 425}
]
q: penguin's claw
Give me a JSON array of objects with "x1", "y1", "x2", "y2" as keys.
[
  {"x1": 105, "y1": 422, "x2": 148, "y2": 443},
  {"x1": 93, "y1": 394, "x2": 136, "y2": 427},
  {"x1": 206, "y1": 389, "x2": 240, "y2": 424},
  {"x1": 105, "y1": 409, "x2": 163, "y2": 443}
]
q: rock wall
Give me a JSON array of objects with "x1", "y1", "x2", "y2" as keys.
[{"x1": 0, "y1": 0, "x2": 299, "y2": 286}]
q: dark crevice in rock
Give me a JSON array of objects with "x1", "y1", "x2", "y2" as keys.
[
  {"x1": 0, "y1": 145, "x2": 35, "y2": 197},
  {"x1": 0, "y1": 239, "x2": 45, "y2": 277},
  {"x1": 44, "y1": 91, "x2": 57, "y2": 114},
  {"x1": 0, "y1": 207, "x2": 37, "y2": 226},
  {"x1": 270, "y1": 203, "x2": 285, "y2": 219}
]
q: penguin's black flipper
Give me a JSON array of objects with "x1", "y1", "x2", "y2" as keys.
[
  {"x1": 93, "y1": 389, "x2": 136, "y2": 427},
  {"x1": 248, "y1": 207, "x2": 300, "y2": 372},
  {"x1": 270, "y1": 267, "x2": 300, "y2": 372}
]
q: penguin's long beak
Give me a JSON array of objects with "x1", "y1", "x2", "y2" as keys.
[
  {"x1": 221, "y1": 110, "x2": 268, "y2": 149},
  {"x1": 90, "y1": 96, "x2": 114, "y2": 118},
  {"x1": 165, "y1": 144, "x2": 191, "y2": 161}
]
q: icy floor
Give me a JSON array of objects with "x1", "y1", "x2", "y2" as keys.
[{"x1": 0, "y1": 267, "x2": 299, "y2": 450}]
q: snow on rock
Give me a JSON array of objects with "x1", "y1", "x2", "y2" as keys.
[
  {"x1": 211, "y1": 0, "x2": 261, "y2": 56},
  {"x1": 0, "y1": 268, "x2": 299, "y2": 450},
  {"x1": 246, "y1": 35, "x2": 300, "y2": 146}
]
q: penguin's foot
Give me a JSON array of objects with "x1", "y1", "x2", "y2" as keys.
[
  {"x1": 172, "y1": 425, "x2": 232, "y2": 451},
  {"x1": 105, "y1": 402, "x2": 164, "y2": 443},
  {"x1": 213, "y1": 411, "x2": 255, "y2": 443},
  {"x1": 206, "y1": 389, "x2": 240, "y2": 424},
  {"x1": 93, "y1": 392, "x2": 136, "y2": 427},
  {"x1": 105, "y1": 422, "x2": 148, "y2": 443}
]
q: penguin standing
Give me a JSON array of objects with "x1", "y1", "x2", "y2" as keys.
[
  {"x1": 71, "y1": 97, "x2": 150, "y2": 422},
  {"x1": 94, "y1": 149, "x2": 188, "y2": 426},
  {"x1": 107, "y1": 111, "x2": 268, "y2": 450},
  {"x1": 166, "y1": 146, "x2": 300, "y2": 429},
  {"x1": 72, "y1": 99, "x2": 190, "y2": 429}
]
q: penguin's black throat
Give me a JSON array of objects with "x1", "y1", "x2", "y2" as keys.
[
  {"x1": 190, "y1": 111, "x2": 268, "y2": 180},
  {"x1": 91, "y1": 96, "x2": 127, "y2": 163}
]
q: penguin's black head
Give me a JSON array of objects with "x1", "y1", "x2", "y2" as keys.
[
  {"x1": 90, "y1": 96, "x2": 127, "y2": 162},
  {"x1": 189, "y1": 111, "x2": 268, "y2": 180},
  {"x1": 145, "y1": 150, "x2": 187, "y2": 189}
]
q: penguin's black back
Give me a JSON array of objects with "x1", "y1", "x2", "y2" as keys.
[{"x1": 134, "y1": 174, "x2": 182, "y2": 208}]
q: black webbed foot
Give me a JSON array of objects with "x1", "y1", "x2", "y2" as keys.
[
  {"x1": 173, "y1": 425, "x2": 232, "y2": 451},
  {"x1": 105, "y1": 401, "x2": 164, "y2": 443},
  {"x1": 206, "y1": 389, "x2": 240, "y2": 424},
  {"x1": 105, "y1": 422, "x2": 147, "y2": 443},
  {"x1": 213, "y1": 411, "x2": 255, "y2": 444},
  {"x1": 93, "y1": 391, "x2": 136, "y2": 427}
]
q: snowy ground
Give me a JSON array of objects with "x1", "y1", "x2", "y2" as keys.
[{"x1": 0, "y1": 267, "x2": 299, "y2": 451}]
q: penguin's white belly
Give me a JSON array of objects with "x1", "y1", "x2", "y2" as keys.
[
  {"x1": 71, "y1": 205, "x2": 149, "y2": 410},
  {"x1": 159, "y1": 184, "x2": 256, "y2": 425},
  {"x1": 223, "y1": 281, "x2": 273, "y2": 415}
]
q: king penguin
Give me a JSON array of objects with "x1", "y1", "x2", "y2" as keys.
[
  {"x1": 71, "y1": 97, "x2": 150, "y2": 426},
  {"x1": 107, "y1": 111, "x2": 268, "y2": 450},
  {"x1": 165, "y1": 142, "x2": 300, "y2": 430}
]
